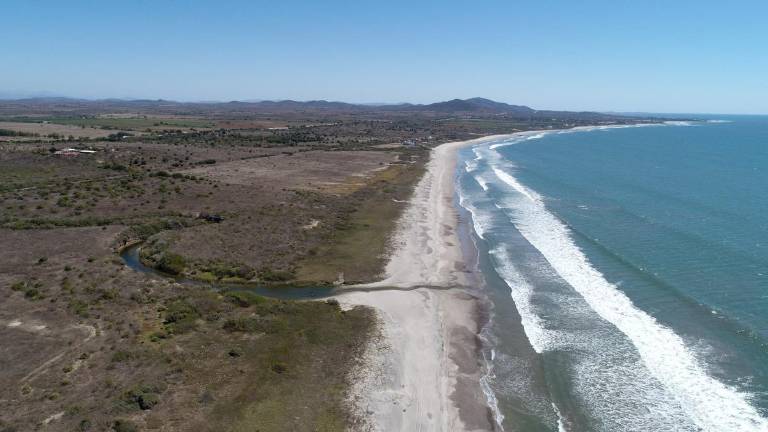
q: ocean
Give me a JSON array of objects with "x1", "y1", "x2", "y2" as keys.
[{"x1": 456, "y1": 117, "x2": 768, "y2": 431}]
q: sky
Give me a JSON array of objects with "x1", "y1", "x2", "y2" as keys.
[{"x1": 2, "y1": 0, "x2": 767, "y2": 114}]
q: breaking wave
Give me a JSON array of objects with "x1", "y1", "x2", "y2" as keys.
[{"x1": 478, "y1": 153, "x2": 768, "y2": 431}]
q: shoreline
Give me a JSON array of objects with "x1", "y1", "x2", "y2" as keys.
[
  {"x1": 336, "y1": 124, "x2": 665, "y2": 430},
  {"x1": 336, "y1": 134, "x2": 514, "y2": 431},
  {"x1": 422, "y1": 119, "x2": 768, "y2": 431}
]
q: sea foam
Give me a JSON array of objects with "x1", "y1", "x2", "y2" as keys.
[
  {"x1": 462, "y1": 169, "x2": 695, "y2": 430},
  {"x1": 484, "y1": 158, "x2": 768, "y2": 431},
  {"x1": 479, "y1": 350, "x2": 505, "y2": 430},
  {"x1": 488, "y1": 246, "x2": 558, "y2": 353}
]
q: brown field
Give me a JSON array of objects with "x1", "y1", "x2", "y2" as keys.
[
  {"x1": 184, "y1": 150, "x2": 398, "y2": 193},
  {"x1": 0, "y1": 121, "x2": 117, "y2": 140},
  {"x1": 295, "y1": 159, "x2": 426, "y2": 283},
  {"x1": 215, "y1": 119, "x2": 304, "y2": 129}
]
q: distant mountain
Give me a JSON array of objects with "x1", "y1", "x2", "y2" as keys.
[
  {"x1": 0, "y1": 96, "x2": 638, "y2": 121},
  {"x1": 228, "y1": 97, "x2": 536, "y2": 114},
  {"x1": 229, "y1": 97, "x2": 541, "y2": 115},
  {"x1": 230, "y1": 100, "x2": 361, "y2": 111},
  {"x1": 413, "y1": 97, "x2": 536, "y2": 114},
  {"x1": 0, "y1": 96, "x2": 532, "y2": 113}
]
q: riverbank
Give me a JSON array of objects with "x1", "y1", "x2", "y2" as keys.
[{"x1": 336, "y1": 135, "x2": 513, "y2": 431}]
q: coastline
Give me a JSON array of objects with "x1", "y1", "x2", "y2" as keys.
[
  {"x1": 434, "y1": 119, "x2": 768, "y2": 431},
  {"x1": 336, "y1": 125, "x2": 667, "y2": 430},
  {"x1": 336, "y1": 134, "x2": 513, "y2": 431}
]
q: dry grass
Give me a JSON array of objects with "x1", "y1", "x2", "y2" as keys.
[
  {"x1": 0, "y1": 121, "x2": 118, "y2": 139},
  {"x1": 0, "y1": 225, "x2": 374, "y2": 431},
  {"x1": 183, "y1": 150, "x2": 397, "y2": 193},
  {"x1": 296, "y1": 157, "x2": 426, "y2": 284}
]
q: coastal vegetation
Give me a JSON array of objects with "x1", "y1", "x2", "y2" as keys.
[
  {"x1": 0, "y1": 97, "x2": 654, "y2": 431},
  {"x1": 296, "y1": 157, "x2": 427, "y2": 283}
]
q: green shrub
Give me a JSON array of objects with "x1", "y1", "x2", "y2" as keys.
[
  {"x1": 157, "y1": 253, "x2": 185, "y2": 275},
  {"x1": 100, "y1": 288, "x2": 119, "y2": 301},
  {"x1": 163, "y1": 300, "x2": 199, "y2": 334},
  {"x1": 271, "y1": 362, "x2": 287, "y2": 374},
  {"x1": 106, "y1": 132, "x2": 133, "y2": 142},
  {"x1": 78, "y1": 419, "x2": 92, "y2": 431},
  {"x1": 137, "y1": 392, "x2": 159, "y2": 410},
  {"x1": 112, "y1": 419, "x2": 138, "y2": 432},
  {"x1": 224, "y1": 291, "x2": 265, "y2": 307},
  {"x1": 200, "y1": 262, "x2": 254, "y2": 280},
  {"x1": 122, "y1": 383, "x2": 165, "y2": 411},
  {"x1": 258, "y1": 267, "x2": 295, "y2": 282},
  {"x1": 125, "y1": 218, "x2": 188, "y2": 241},
  {"x1": 194, "y1": 271, "x2": 217, "y2": 283},
  {"x1": 24, "y1": 288, "x2": 44, "y2": 300},
  {"x1": 222, "y1": 317, "x2": 259, "y2": 333},
  {"x1": 149, "y1": 331, "x2": 168, "y2": 342},
  {"x1": 223, "y1": 316, "x2": 284, "y2": 334},
  {"x1": 69, "y1": 299, "x2": 89, "y2": 317},
  {"x1": 111, "y1": 350, "x2": 135, "y2": 363},
  {"x1": 0, "y1": 128, "x2": 36, "y2": 137}
]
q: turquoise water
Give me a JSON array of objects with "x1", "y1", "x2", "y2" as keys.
[{"x1": 458, "y1": 118, "x2": 768, "y2": 431}]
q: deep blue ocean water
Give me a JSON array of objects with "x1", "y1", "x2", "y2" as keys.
[{"x1": 457, "y1": 117, "x2": 768, "y2": 431}]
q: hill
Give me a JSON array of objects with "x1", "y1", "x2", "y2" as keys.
[{"x1": 0, "y1": 96, "x2": 628, "y2": 120}]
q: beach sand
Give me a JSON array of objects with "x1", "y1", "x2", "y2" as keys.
[{"x1": 337, "y1": 135, "x2": 511, "y2": 431}]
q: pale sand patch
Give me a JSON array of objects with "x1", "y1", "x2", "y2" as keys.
[
  {"x1": 41, "y1": 411, "x2": 64, "y2": 425},
  {"x1": 337, "y1": 135, "x2": 513, "y2": 431},
  {"x1": 302, "y1": 219, "x2": 320, "y2": 230}
]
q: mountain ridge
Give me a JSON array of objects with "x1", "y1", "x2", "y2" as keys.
[{"x1": 0, "y1": 96, "x2": 638, "y2": 120}]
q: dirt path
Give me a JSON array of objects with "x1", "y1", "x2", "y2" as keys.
[{"x1": 19, "y1": 323, "x2": 98, "y2": 385}]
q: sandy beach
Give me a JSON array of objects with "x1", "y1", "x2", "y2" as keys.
[{"x1": 338, "y1": 135, "x2": 512, "y2": 432}]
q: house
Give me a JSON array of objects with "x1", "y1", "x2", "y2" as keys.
[
  {"x1": 54, "y1": 148, "x2": 98, "y2": 156},
  {"x1": 54, "y1": 149, "x2": 79, "y2": 156}
]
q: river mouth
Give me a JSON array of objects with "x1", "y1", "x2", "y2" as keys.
[{"x1": 119, "y1": 243, "x2": 337, "y2": 300}]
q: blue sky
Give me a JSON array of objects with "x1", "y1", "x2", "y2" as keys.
[{"x1": 2, "y1": 0, "x2": 767, "y2": 113}]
